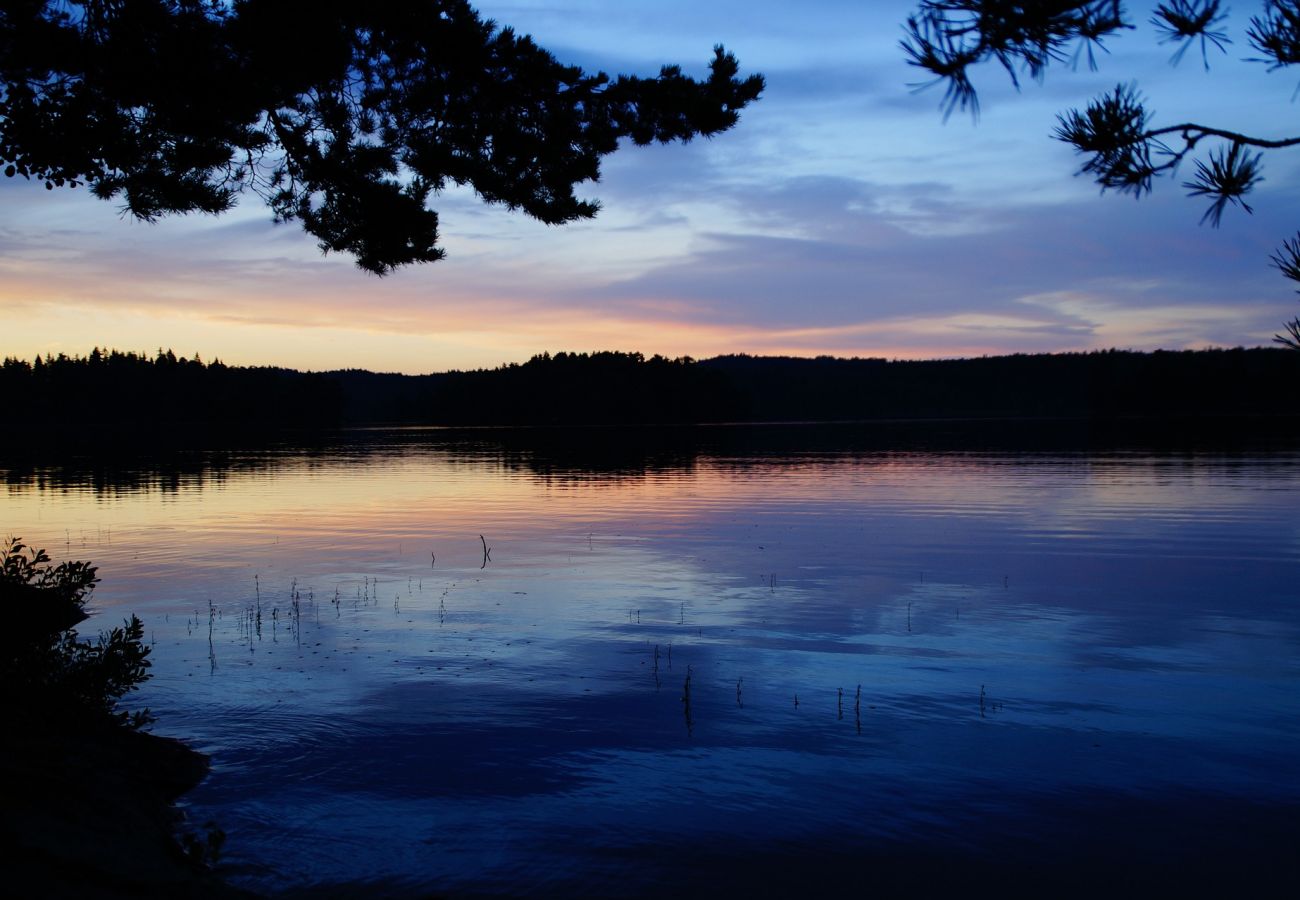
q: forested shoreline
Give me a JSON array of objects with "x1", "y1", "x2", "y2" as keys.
[{"x1": 2, "y1": 347, "x2": 1296, "y2": 435}]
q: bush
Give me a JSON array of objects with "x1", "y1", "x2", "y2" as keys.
[{"x1": 1, "y1": 538, "x2": 153, "y2": 729}]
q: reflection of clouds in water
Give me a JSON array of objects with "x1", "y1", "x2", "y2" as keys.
[{"x1": 5, "y1": 434, "x2": 1299, "y2": 895}]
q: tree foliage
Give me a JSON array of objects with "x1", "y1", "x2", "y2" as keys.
[
  {"x1": 0, "y1": 1, "x2": 763, "y2": 273},
  {"x1": 902, "y1": 1, "x2": 1300, "y2": 342},
  {"x1": 1, "y1": 538, "x2": 153, "y2": 729},
  {"x1": 1273, "y1": 236, "x2": 1300, "y2": 348}
]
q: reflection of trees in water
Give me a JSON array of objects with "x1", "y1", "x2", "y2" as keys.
[
  {"x1": 4, "y1": 419, "x2": 1296, "y2": 498},
  {"x1": 4, "y1": 452, "x2": 256, "y2": 497},
  {"x1": 1, "y1": 435, "x2": 338, "y2": 497},
  {"x1": 490, "y1": 428, "x2": 702, "y2": 486}
]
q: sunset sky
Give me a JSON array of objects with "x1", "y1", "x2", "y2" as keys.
[{"x1": 3, "y1": 1, "x2": 1298, "y2": 374}]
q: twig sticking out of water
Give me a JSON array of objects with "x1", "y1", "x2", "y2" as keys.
[
  {"x1": 682, "y1": 665, "x2": 694, "y2": 736},
  {"x1": 855, "y1": 684, "x2": 862, "y2": 734},
  {"x1": 207, "y1": 598, "x2": 216, "y2": 674},
  {"x1": 978, "y1": 685, "x2": 1003, "y2": 716},
  {"x1": 479, "y1": 534, "x2": 491, "y2": 569}
]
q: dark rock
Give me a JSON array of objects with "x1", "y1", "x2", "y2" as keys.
[{"x1": 1, "y1": 722, "x2": 257, "y2": 899}]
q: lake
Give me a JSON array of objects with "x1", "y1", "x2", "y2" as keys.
[{"x1": 4, "y1": 424, "x2": 1299, "y2": 897}]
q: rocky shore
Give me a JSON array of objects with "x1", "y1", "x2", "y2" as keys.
[{"x1": 2, "y1": 718, "x2": 255, "y2": 899}]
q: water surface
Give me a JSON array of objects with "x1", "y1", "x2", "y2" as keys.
[{"x1": 5, "y1": 426, "x2": 1298, "y2": 896}]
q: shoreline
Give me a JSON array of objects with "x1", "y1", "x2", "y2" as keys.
[{"x1": 3, "y1": 719, "x2": 255, "y2": 899}]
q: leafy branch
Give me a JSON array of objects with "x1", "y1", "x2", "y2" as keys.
[
  {"x1": 1273, "y1": 234, "x2": 1300, "y2": 348},
  {"x1": 1152, "y1": 0, "x2": 1231, "y2": 68},
  {"x1": 904, "y1": 1, "x2": 1300, "y2": 343},
  {"x1": 0, "y1": 1, "x2": 763, "y2": 274},
  {"x1": 905, "y1": 2, "x2": 1299, "y2": 225},
  {"x1": 1, "y1": 537, "x2": 153, "y2": 728},
  {"x1": 901, "y1": 1, "x2": 1129, "y2": 118},
  {"x1": 1053, "y1": 84, "x2": 1299, "y2": 224}
]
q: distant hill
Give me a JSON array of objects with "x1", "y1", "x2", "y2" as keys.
[
  {"x1": 3, "y1": 347, "x2": 1296, "y2": 437},
  {"x1": 698, "y1": 349, "x2": 1299, "y2": 423}
]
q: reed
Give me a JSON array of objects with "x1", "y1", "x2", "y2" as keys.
[
  {"x1": 290, "y1": 586, "x2": 302, "y2": 648},
  {"x1": 682, "y1": 664, "x2": 694, "y2": 735}
]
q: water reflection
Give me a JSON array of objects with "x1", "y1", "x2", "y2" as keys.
[{"x1": 2, "y1": 426, "x2": 1298, "y2": 897}]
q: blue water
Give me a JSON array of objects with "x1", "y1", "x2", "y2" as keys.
[{"x1": 5, "y1": 428, "x2": 1298, "y2": 896}]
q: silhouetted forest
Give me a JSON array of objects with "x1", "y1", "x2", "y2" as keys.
[
  {"x1": 1, "y1": 349, "x2": 342, "y2": 432},
  {"x1": 698, "y1": 349, "x2": 1299, "y2": 423},
  {"x1": 2, "y1": 347, "x2": 1296, "y2": 441}
]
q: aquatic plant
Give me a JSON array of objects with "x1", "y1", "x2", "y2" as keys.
[
  {"x1": 682, "y1": 665, "x2": 694, "y2": 735},
  {"x1": 181, "y1": 821, "x2": 226, "y2": 867}
]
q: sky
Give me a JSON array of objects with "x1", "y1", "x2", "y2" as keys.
[{"x1": 3, "y1": 1, "x2": 1298, "y2": 374}]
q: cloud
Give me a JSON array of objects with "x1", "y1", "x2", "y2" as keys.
[
  {"x1": 574, "y1": 175, "x2": 1297, "y2": 350},
  {"x1": 4, "y1": 1, "x2": 1298, "y2": 371}
]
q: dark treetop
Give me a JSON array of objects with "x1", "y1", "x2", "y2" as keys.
[{"x1": 0, "y1": 0, "x2": 763, "y2": 273}]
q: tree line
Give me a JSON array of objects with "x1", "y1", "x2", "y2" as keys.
[
  {"x1": 1, "y1": 348, "x2": 342, "y2": 431},
  {"x1": 2, "y1": 347, "x2": 1296, "y2": 437}
]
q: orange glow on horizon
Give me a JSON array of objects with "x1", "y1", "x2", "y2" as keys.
[{"x1": 3, "y1": 274, "x2": 1279, "y2": 375}]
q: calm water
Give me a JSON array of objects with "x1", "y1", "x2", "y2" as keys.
[{"x1": 4, "y1": 427, "x2": 1299, "y2": 897}]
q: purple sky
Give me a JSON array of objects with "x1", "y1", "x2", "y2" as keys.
[{"x1": 3, "y1": 1, "x2": 1297, "y2": 373}]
